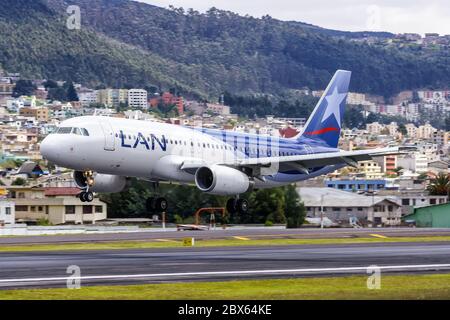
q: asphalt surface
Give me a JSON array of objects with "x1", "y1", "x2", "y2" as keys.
[
  {"x1": 1, "y1": 227, "x2": 450, "y2": 244},
  {"x1": 1, "y1": 241, "x2": 450, "y2": 289}
]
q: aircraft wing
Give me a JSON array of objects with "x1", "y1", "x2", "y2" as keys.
[{"x1": 219, "y1": 146, "x2": 415, "y2": 173}]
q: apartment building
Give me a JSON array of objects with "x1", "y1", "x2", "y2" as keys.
[
  {"x1": 19, "y1": 107, "x2": 49, "y2": 122},
  {"x1": 97, "y1": 89, "x2": 128, "y2": 107},
  {"x1": 128, "y1": 89, "x2": 148, "y2": 109}
]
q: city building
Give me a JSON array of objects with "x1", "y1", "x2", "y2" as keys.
[
  {"x1": 128, "y1": 89, "x2": 148, "y2": 109},
  {"x1": 298, "y1": 187, "x2": 402, "y2": 226},
  {"x1": 206, "y1": 103, "x2": 230, "y2": 115},
  {"x1": 79, "y1": 90, "x2": 98, "y2": 107},
  {"x1": 358, "y1": 160, "x2": 384, "y2": 179},
  {"x1": 0, "y1": 196, "x2": 15, "y2": 225},
  {"x1": 397, "y1": 153, "x2": 429, "y2": 173},
  {"x1": 325, "y1": 179, "x2": 396, "y2": 192},
  {"x1": 19, "y1": 107, "x2": 49, "y2": 122},
  {"x1": 366, "y1": 122, "x2": 383, "y2": 135},
  {"x1": 97, "y1": 89, "x2": 128, "y2": 108},
  {"x1": 417, "y1": 123, "x2": 436, "y2": 139},
  {"x1": 432, "y1": 130, "x2": 449, "y2": 146},
  {"x1": 7, "y1": 186, "x2": 107, "y2": 225}
]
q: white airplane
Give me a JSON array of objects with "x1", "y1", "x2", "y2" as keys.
[{"x1": 40, "y1": 70, "x2": 412, "y2": 214}]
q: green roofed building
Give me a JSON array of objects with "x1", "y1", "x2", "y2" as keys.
[{"x1": 403, "y1": 203, "x2": 450, "y2": 227}]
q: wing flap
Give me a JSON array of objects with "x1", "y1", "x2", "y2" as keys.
[{"x1": 226, "y1": 146, "x2": 412, "y2": 169}]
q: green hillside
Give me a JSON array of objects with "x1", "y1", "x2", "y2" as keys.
[{"x1": 0, "y1": 0, "x2": 448, "y2": 99}]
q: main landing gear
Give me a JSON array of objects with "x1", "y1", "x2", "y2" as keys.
[
  {"x1": 226, "y1": 198, "x2": 249, "y2": 215},
  {"x1": 146, "y1": 196, "x2": 168, "y2": 213},
  {"x1": 78, "y1": 170, "x2": 95, "y2": 203},
  {"x1": 145, "y1": 182, "x2": 169, "y2": 213}
]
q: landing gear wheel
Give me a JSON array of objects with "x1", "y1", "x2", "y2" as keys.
[
  {"x1": 79, "y1": 191, "x2": 94, "y2": 203},
  {"x1": 237, "y1": 199, "x2": 249, "y2": 215},
  {"x1": 155, "y1": 197, "x2": 168, "y2": 212},
  {"x1": 84, "y1": 191, "x2": 94, "y2": 202},
  {"x1": 226, "y1": 198, "x2": 237, "y2": 214},
  {"x1": 146, "y1": 197, "x2": 155, "y2": 211}
]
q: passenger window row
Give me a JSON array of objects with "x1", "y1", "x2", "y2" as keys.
[{"x1": 116, "y1": 132, "x2": 301, "y2": 157}]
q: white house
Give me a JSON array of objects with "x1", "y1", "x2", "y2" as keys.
[{"x1": 0, "y1": 199, "x2": 15, "y2": 225}]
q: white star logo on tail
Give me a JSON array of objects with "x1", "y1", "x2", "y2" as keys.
[{"x1": 321, "y1": 86, "x2": 347, "y2": 127}]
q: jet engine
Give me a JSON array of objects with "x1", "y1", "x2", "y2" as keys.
[
  {"x1": 195, "y1": 165, "x2": 252, "y2": 195},
  {"x1": 73, "y1": 171, "x2": 129, "y2": 193}
]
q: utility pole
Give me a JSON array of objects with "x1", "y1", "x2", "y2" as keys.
[
  {"x1": 162, "y1": 211, "x2": 166, "y2": 231},
  {"x1": 320, "y1": 194, "x2": 325, "y2": 229}
]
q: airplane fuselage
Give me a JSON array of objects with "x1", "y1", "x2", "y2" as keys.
[{"x1": 41, "y1": 116, "x2": 344, "y2": 189}]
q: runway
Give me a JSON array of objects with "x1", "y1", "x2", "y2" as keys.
[
  {"x1": 1, "y1": 241, "x2": 450, "y2": 289},
  {"x1": 1, "y1": 227, "x2": 450, "y2": 245}
]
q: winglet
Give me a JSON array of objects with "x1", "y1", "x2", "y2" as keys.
[{"x1": 299, "y1": 70, "x2": 351, "y2": 148}]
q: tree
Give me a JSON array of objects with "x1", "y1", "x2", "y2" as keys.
[
  {"x1": 11, "y1": 177, "x2": 26, "y2": 186},
  {"x1": 249, "y1": 188, "x2": 285, "y2": 224},
  {"x1": 43, "y1": 79, "x2": 58, "y2": 89},
  {"x1": 12, "y1": 80, "x2": 35, "y2": 97},
  {"x1": 47, "y1": 87, "x2": 67, "y2": 102},
  {"x1": 427, "y1": 173, "x2": 450, "y2": 197},
  {"x1": 398, "y1": 123, "x2": 407, "y2": 136},
  {"x1": 66, "y1": 82, "x2": 79, "y2": 101},
  {"x1": 284, "y1": 185, "x2": 306, "y2": 228}
]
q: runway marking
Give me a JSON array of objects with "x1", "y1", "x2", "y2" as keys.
[
  {"x1": 155, "y1": 239, "x2": 179, "y2": 243},
  {"x1": 1, "y1": 264, "x2": 450, "y2": 284},
  {"x1": 233, "y1": 236, "x2": 250, "y2": 241},
  {"x1": 370, "y1": 234, "x2": 388, "y2": 239}
]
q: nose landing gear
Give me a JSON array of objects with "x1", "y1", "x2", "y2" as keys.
[
  {"x1": 79, "y1": 191, "x2": 94, "y2": 202},
  {"x1": 78, "y1": 170, "x2": 95, "y2": 203}
]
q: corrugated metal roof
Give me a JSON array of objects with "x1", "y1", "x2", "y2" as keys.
[{"x1": 297, "y1": 187, "x2": 400, "y2": 207}]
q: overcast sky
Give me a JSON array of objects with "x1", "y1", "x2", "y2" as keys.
[{"x1": 137, "y1": 0, "x2": 450, "y2": 35}]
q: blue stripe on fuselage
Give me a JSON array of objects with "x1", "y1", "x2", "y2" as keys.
[{"x1": 193, "y1": 127, "x2": 339, "y2": 176}]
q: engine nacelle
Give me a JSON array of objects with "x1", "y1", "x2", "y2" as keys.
[
  {"x1": 195, "y1": 165, "x2": 251, "y2": 196},
  {"x1": 73, "y1": 171, "x2": 129, "y2": 193}
]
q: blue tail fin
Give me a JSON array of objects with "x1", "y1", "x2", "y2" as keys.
[{"x1": 299, "y1": 70, "x2": 351, "y2": 148}]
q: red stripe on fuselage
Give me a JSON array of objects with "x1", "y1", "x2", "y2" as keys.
[{"x1": 305, "y1": 127, "x2": 339, "y2": 135}]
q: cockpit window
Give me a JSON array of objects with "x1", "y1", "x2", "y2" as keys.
[
  {"x1": 56, "y1": 127, "x2": 89, "y2": 136},
  {"x1": 57, "y1": 127, "x2": 72, "y2": 134}
]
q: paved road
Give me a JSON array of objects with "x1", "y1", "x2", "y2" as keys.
[
  {"x1": 1, "y1": 242, "x2": 450, "y2": 289},
  {"x1": 1, "y1": 227, "x2": 450, "y2": 245}
]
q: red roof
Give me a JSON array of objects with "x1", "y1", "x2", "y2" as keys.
[
  {"x1": 279, "y1": 127, "x2": 300, "y2": 138},
  {"x1": 44, "y1": 187, "x2": 80, "y2": 196}
]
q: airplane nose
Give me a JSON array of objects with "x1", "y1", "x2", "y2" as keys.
[{"x1": 40, "y1": 134, "x2": 60, "y2": 162}]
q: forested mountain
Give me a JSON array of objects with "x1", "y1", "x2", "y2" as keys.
[{"x1": 0, "y1": 0, "x2": 448, "y2": 99}]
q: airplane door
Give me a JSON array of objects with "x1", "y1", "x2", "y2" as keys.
[{"x1": 98, "y1": 117, "x2": 115, "y2": 151}]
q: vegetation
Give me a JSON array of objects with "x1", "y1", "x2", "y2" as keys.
[
  {"x1": 11, "y1": 177, "x2": 26, "y2": 186},
  {"x1": 427, "y1": 173, "x2": 450, "y2": 196},
  {"x1": 2, "y1": 274, "x2": 450, "y2": 300},
  {"x1": 100, "y1": 179, "x2": 306, "y2": 226},
  {"x1": 284, "y1": 185, "x2": 306, "y2": 228},
  {"x1": 44, "y1": 80, "x2": 79, "y2": 102},
  {"x1": 36, "y1": 218, "x2": 52, "y2": 226},
  {"x1": 0, "y1": 0, "x2": 448, "y2": 100},
  {"x1": 12, "y1": 80, "x2": 36, "y2": 97},
  {"x1": 1, "y1": 236, "x2": 450, "y2": 253}
]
